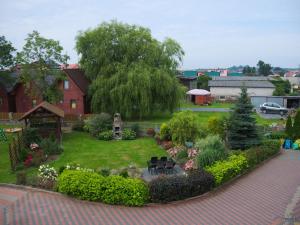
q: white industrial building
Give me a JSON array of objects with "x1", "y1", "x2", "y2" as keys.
[{"x1": 208, "y1": 76, "x2": 275, "y2": 101}]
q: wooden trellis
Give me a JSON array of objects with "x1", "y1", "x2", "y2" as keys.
[{"x1": 8, "y1": 130, "x2": 24, "y2": 171}]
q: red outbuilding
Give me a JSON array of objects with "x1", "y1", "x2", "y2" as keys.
[{"x1": 186, "y1": 89, "x2": 212, "y2": 105}]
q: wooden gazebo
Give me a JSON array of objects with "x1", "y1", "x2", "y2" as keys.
[{"x1": 19, "y1": 101, "x2": 64, "y2": 142}]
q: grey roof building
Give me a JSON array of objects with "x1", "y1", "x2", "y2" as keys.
[{"x1": 208, "y1": 76, "x2": 275, "y2": 100}]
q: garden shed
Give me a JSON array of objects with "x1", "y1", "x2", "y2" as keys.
[
  {"x1": 19, "y1": 101, "x2": 64, "y2": 142},
  {"x1": 186, "y1": 89, "x2": 212, "y2": 105}
]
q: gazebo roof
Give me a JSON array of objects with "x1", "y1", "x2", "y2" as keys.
[
  {"x1": 186, "y1": 89, "x2": 211, "y2": 96},
  {"x1": 19, "y1": 101, "x2": 64, "y2": 120}
]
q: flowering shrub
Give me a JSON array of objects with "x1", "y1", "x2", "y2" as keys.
[
  {"x1": 65, "y1": 163, "x2": 94, "y2": 173},
  {"x1": 205, "y1": 154, "x2": 248, "y2": 186},
  {"x1": 38, "y1": 165, "x2": 58, "y2": 189},
  {"x1": 188, "y1": 148, "x2": 198, "y2": 158},
  {"x1": 38, "y1": 165, "x2": 58, "y2": 181},
  {"x1": 30, "y1": 143, "x2": 39, "y2": 150},
  {"x1": 24, "y1": 154, "x2": 33, "y2": 167},
  {"x1": 183, "y1": 159, "x2": 195, "y2": 171},
  {"x1": 167, "y1": 145, "x2": 184, "y2": 157}
]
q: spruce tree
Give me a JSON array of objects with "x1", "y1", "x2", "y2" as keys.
[
  {"x1": 293, "y1": 110, "x2": 300, "y2": 140},
  {"x1": 285, "y1": 115, "x2": 293, "y2": 139},
  {"x1": 227, "y1": 86, "x2": 261, "y2": 150}
]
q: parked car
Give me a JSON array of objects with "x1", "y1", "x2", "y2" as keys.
[{"x1": 259, "y1": 102, "x2": 288, "y2": 115}]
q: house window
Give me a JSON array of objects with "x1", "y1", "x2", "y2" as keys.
[
  {"x1": 70, "y1": 99, "x2": 77, "y2": 109},
  {"x1": 219, "y1": 96, "x2": 226, "y2": 100},
  {"x1": 64, "y1": 80, "x2": 69, "y2": 90},
  {"x1": 0, "y1": 97, "x2": 3, "y2": 105},
  {"x1": 32, "y1": 99, "x2": 37, "y2": 107}
]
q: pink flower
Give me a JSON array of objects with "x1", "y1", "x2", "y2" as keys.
[
  {"x1": 183, "y1": 159, "x2": 195, "y2": 171},
  {"x1": 30, "y1": 143, "x2": 39, "y2": 150},
  {"x1": 167, "y1": 146, "x2": 184, "y2": 157},
  {"x1": 188, "y1": 148, "x2": 198, "y2": 158}
]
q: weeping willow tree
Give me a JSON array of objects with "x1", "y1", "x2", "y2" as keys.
[{"x1": 76, "y1": 21, "x2": 185, "y2": 119}]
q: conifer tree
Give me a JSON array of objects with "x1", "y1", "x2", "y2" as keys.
[
  {"x1": 285, "y1": 115, "x2": 293, "y2": 139},
  {"x1": 227, "y1": 86, "x2": 261, "y2": 150},
  {"x1": 293, "y1": 110, "x2": 300, "y2": 140}
]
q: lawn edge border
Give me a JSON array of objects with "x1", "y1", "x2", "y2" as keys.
[{"x1": 0, "y1": 148, "x2": 283, "y2": 208}]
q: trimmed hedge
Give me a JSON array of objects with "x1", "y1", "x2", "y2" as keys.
[
  {"x1": 244, "y1": 139, "x2": 281, "y2": 168},
  {"x1": 205, "y1": 154, "x2": 248, "y2": 186},
  {"x1": 149, "y1": 169, "x2": 214, "y2": 203},
  {"x1": 57, "y1": 170, "x2": 149, "y2": 206}
]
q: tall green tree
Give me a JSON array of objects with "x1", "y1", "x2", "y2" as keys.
[
  {"x1": 272, "y1": 77, "x2": 291, "y2": 96},
  {"x1": 0, "y1": 36, "x2": 16, "y2": 87},
  {"x1": 0, "y1": 36, "x2": 16, "y2": 70},
  {"x1": 257, "y1": 60, "x2": 272, "y2": 76},
  {"x1": 197, "y1": 75, "x2": 211, "y2": 90},
  {"x1": 227, "y1": 86, "x2": 260, "y2": 150},
  {"x1": 242, "y1": 65, "x2": 256, "y2": 76},
  {"x1": 285, "y1": 115, "x2": 293, "y2": 139},
  {"x1": 76, "y1": 21, "x2": 185, "y2": 118},
  {"x1": 293, "y1": 110, "x2": 300, "y2": 140},
  {"x1": 17, "y1": 31, "x2": 69, "y2": 103}
]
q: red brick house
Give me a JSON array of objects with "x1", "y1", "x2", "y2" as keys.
[
  {"x1": 57, "y1": 68, "x2": 90, "y2": 115},
  {"x1": 0, "y1": 83, "x2": 9, "y2": 112},
  {"x1": 0, "y1": 68, "x2": 90, "y2": 115}
]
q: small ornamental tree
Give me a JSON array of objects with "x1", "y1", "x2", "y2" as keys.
[
  {"x1": 227, "y1": 86, "x2": 261, "y2": 150},
  {"x1": 293, "y1": 110, "x2": 300, "y2": 140},
  {"x1": 168, "y1": 111, "x2": 199, "y2": 144},
  {"x1": 285, "y1": 115, "x2": 293, "y2": 139}
]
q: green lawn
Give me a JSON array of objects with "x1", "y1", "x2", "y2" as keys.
[
  {"x1": 0, "y1": 128, "x2": 166, "y2": 183},
  {"x1": 180, "y1": 101, "x2": 234, "y2": 109},
  {"x1": 48, "y1": 132, "x2": 166, "y2": 170},
  {"x1": 0, "y1": 124, "x2": 19, "y2": 183}
]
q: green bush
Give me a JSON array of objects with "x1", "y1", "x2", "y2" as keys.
[
  {"x1": 265, "y1": 131, "x2": 286, "y2": 140},
  {"x1": 23, "y1": 128, "x2": 41, "y2": 147},
  {"x1": 195, "y1": 135, "x2": 227, "y2": 168},
  {"x1": 40, "y1": 138, "x2": 63, "y2": 155},
  {"x1": 205, "y1": 154, "x2": 248, "y2": 186},
  {"x1": 244, "y1": 139, "x2": 281, "y2": 168},
  {"x1": 149, "y1": 169, "x2": 214, "y2": 203},
  {"x1": 160, "y1": 123, "x2": 171, "y2": 141},
  {"x1": 98, "y1": 130, "x2": 114, "y2": 141},
  {"x1": 72, "y1": 120, "x2": 85, "y2": 131},
  {"x1": 122, "y1": 129, "x2": 136, "y2": 140},
  {"x1": 130, "y1": 123, "x2": 140, "y2": 136},
  {"x1": 84, "y1": 113, "x2": 112, "y2": 137},
  {"x1": 58, "y1": 170, "x2": 105, "y2": 201},
  {"x1": 207, "y1": 116, "x2": 228, "y2": 140},
  {"x1": 168, "y1": 111, "x2": 199, "y2": 144},
  {"x1": 98, "y1": 168, "x2": 111, "y2": 177},
  {"x1": 176, "y1": 149, "x2": 188, "y2": 160},
  {"x1": 57, "y1": 170, "x2": 149, "y2": 206}
]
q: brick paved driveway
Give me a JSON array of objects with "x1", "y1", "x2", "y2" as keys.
[{"x1": 1, "y1": 150, "x2": 300, "y2": 225}]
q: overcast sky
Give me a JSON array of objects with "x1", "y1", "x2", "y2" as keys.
[{"x1": 1, "y1": 0, "x2": 299, "y2": 69}]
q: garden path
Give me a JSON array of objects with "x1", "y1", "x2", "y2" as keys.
[{"x1": 1, "y1": 150, "x2": 300, "y2": 225}]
